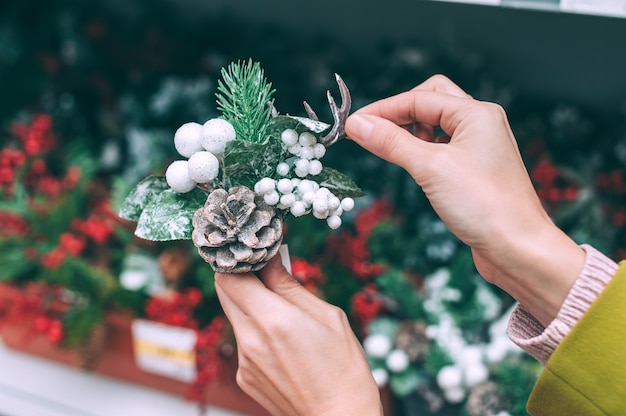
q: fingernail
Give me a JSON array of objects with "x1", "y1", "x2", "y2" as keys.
[{"x1": 346, "y1": 114, "x2": 374, "y2": 141}]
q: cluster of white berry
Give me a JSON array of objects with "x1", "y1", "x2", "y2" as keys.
[
  {"x1": 276, "y1": 128, "x2": 326, "y2": 178},
  {"x1": 165, "y1": 118, "x2": 236, "y2": 193},
  {"x1": 254, "y1": 177, "x2": 354, "y2": 230}
]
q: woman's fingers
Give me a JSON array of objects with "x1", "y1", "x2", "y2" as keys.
[{"x1": 411, "y1": 74, "x2": 471, "y2": 99}]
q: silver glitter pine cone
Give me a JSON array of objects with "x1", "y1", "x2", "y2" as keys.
[{"x1": 192, "y1": 186, "x2": 283, "y2": 273}]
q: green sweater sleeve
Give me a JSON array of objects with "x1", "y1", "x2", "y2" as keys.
[{"x1": 527, "y1": 261, "x2": 626, "y2": 415}]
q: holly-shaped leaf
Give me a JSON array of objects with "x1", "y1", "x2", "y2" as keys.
[
  {"x1": 134, "y1": 188, "x2": 207, "y2": 241},
  {"x1": 390, "y1": 368, "x2": 421, "y2": 397},
  {"x1": 118, "y1": 176, "x2": 170, "y2": 221},
  {"x1": 286, "y1": 115, "x2": 330, "y2": 133},
  {"x1": 317, "y1": 167, "x2": 365, "y2": 199},
  {"x1": 222, "y1": 134, "x2": 285, "y2": 189}
]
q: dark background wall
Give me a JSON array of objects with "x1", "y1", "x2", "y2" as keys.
[{"x1": 161, "y1": 0, "x2": 626, "y2": 114}]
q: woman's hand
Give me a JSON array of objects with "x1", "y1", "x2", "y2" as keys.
[
  {"x1": 215, "y1": 255, "x2": 383, "y2": 416},
  {"x1": 345, "y1": 75, "x2": 585, "y2": 326}
]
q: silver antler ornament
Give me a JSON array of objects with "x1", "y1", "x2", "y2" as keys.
[{"x1": 303, "y1": 73, "x2": 351, "y2": 147}]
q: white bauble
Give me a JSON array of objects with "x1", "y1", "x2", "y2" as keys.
[
  {"x1": 443, "y1": 386, "x2": 466, "y2": 404},
  {"x1": 437, "y1": 365, "x2": 463, "y2": 391},
  {"x1": 363, "y1": 334, "x2": 392, "y2": 359},
  {"x1": 386, "y1": 349, "x2": 410, "y2": 372},
  {"x1": 371, "y1": 368, "x2": 389, "y2": 387},
  {"x1": 165, "y1": 160, "x2": 196, "y2": 193},
  {"x1": 463, "y1": 363, "x2": 489, "y2": 387},
  {"x1": 187, "y1": 151, "x2": 219, "y2": 183},
  {"x1": 174, "y1": 122, "x2": 203, "y2": 158},
  {"x1": 201, "y1": 118, "x2": 236, "y2": 155}
]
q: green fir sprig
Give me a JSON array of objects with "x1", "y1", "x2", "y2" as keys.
[{"x1": 216, "y1": 59, "x2": 275, "y2": 143}]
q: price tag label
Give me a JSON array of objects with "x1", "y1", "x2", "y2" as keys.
[{"x1": 131, "y1": 319, "x2": 197, "y2": 382}]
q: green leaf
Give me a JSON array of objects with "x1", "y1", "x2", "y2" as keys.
[
  {"x1": 134, "y1": 188, "x2": 207, "y2": 241},
  {"x1": 316, "y1": 167, "x2": 365, "y2": 199},
  {"x1": 390, "y1": 368, "x2": 421, "y2": 397},
  {"x1": 118, "y1": 176, "x2": 170, "y2": 221},
  {"x1": 286, "y1": 115, "x2": 330, "y2": 133},
  {"x1": 368, "y1": 317, "x2": 399, "y2": 339},
  {"x1": 223, "y1": 134, "x2": 285, "y2": 188},
  {"x1": 216, "y1": 59, "x2": 275, "y2": 143}
]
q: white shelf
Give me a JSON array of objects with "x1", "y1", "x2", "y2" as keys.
[
  {"x1": 0, "y1": 339, "x2": 248, "y2": 416},
  {"x1": 430, "y1": 0, "x2": 626, "y2": 17}
]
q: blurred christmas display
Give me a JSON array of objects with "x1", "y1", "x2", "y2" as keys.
[{"x1": 2, "y1": 1, "x2": 626, "y2": 415}]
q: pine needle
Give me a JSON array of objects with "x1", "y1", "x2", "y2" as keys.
[{"x1": 215, "y1": 59, "x2": 275, "y2": 143}]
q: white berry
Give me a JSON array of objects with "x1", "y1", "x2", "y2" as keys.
[
  {"x1": 327, "y1": 215, "x2": 342, "y2": 230},
  {"x1": 386, "y1": 349, "x2": 410, "y2": 372},
  {"x1": 165, "y1": 160, "x2": 196, "y2": 193},
  {"x1": 437, "y1": 365, "x2": 463, "y2": 390},
  {"x1": 299, "y1": 145, "x2": 314, "y2": 160},
  {"x1": 298, "y1": 132, "x2": 317, "y2": 147},
  {"x1": 463, "y1": 363, "x2": 489, "y2": 387},
  {"x1": 281, "y1": 129, "x2": 298, "y2": 146},
  {"x1": 313, "y1": 143, "x2": 326, "y2": 159},
  {"x1": 201, "y1": 118, "x2": 236, "y2": 155},
  {"x1": 187, "y1": 151, "x2": 219, "y2": 183},
  {"x1": 255, "y1": 177, "x2": 276, "y2": 195},
  {"x1": 308, "y1": 159, "x2": 323, "y2": 176},
  {"x1": 280, "y1": 193, "x2": 296, "y2": 207},
  {"x1": 341, "y1": 197, "x2": 355, "y2": 211},
  {"x1": 294, "y1": 159, "x2": 310, "y2": 177},
  {"x1": 363, "y1": 334, "x2": 392, "y2": 358},
  {"x1": 371, "y1": 368, "x2": 389, "y2": 387},
  {"x1": 312, "y1": 197, "x2": 329, "y2": 213},
  {"x1": 290, "y1": 201, "x2": 308, "y2": 217},
  {"x1": 302, "y1": 191, "x2": 316, "y2": 205},
  {"x1": 174, "y1": 122, "x2": 203, "y2": 158},
  {"x1": 277, "y1": 178, "x2": 293, "y2": 194},
  {"x1": 264, "y1": 191, "x2": 280, "y2": 206},
  {"x1": 288, "y1": 143, "x2": 302, "y2": 156},
  {"x1": 276, "y1": 162, "x2": 290, "y2": 176}
]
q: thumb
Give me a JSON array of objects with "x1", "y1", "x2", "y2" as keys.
[
  {"x1": 260, "y1": 255, "x2": 330, "y2": 315},
  {"x1": 345, "y1": 113, "x2": 434, "y2": 176}
]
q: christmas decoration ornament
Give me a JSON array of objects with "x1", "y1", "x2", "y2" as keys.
[{"x1": 119, "y1": 59, "x2": 362, "y2": 272}]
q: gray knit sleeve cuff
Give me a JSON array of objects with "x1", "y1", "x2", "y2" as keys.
[{"x1": 506, "y1": 244, "x2": 618, "y2": 365}]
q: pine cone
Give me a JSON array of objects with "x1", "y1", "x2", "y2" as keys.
[
  {"x1": 465, "y1": 381, "x2": 509, "y2": 416},
  {"x1": 192, "y1": 186, "x2": 283, "y2": 273},
  {"x1": 394, "y1": 321, "x2": 430, "y2": 362},
  {"x1": 76, "y1": 323, "x2": 108, "y2": 370}
]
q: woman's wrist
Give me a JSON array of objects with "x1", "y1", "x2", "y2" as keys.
[
  {"x1": 481, "y1": 221, "x2": 585, "y2": 327},
  {"x1": 507, "y1": 244, "x2": 618, "y2": 364}
]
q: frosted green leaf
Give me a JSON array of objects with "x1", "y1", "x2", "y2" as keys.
[
  {"x1": 317, "y1": 167, "x2": 365, "y2": 199},
  {"x1": 223, "y1": 136, "x2": 285, "y2": 188},
  {"x1": 287, "y1": 116, "x2": 330, "y2": 133},
  {"x1": 118, "y1": 176, "x2": 170, "y2": 221},
  {"x1": 368, "y1": 317, "x2": 399, "y2": 339},
  {"x1": 135, "y1": 188, "x2": 207, "y2": 241},
  {"x1": 389, "y1": 368, "x2": 420, "y2": 397}
]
